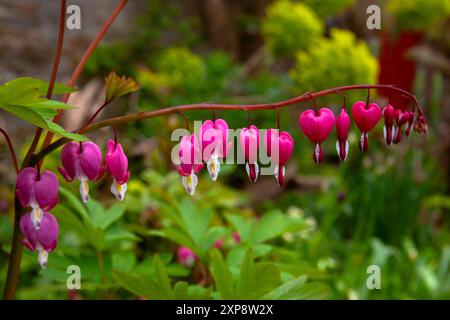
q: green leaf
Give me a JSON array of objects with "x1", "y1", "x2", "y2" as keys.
[
  {"x1": 235, "y1": 248, "x2": 281, "y2": 299},
  {"x1": 112, "y1": 251, "x2": 136, "y2": 272},
  {"x1": 178, "y1": 199, "x2": 211, "y2": 246},
  {"x1": 153, "y1": 254, "x2": 172, "y2": 297},
  {"x1": 59, "y1": 187, "x2": 90, "y2": 223},
  {"x1": 209, "y1": 249, "x2": 234, "y2": 299},
  {"x1": 172, "y1": 281, "x2": 189, "y2": 299},
  {"x1": 262, "y1": 275, "x2": 308, "y2": 299},
  {"x1": 89, "y1": 202, "x2": 125, "y2": 230},
  {"x1": 105, "y1": 72, "x2": 140, "y2": 103},
  {"x1": 113, "y1": 270, "x2": 163, "y2": 299}
]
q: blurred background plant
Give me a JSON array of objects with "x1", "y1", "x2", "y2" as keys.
[{"x1": 0, "y1": 0, "x2": 449, "y2": 299}]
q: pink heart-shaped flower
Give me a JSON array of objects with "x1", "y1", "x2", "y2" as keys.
[
  {"x1": 351, "y1": 101, "x2": 381, "y2": 133},
  {"x1": 299, "y1": 108, "x2": 335, "y2": 143}
]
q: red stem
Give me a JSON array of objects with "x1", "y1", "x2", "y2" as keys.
[
  {"x1": 22, "y1": 0, "x2": 67, "y2": 167},
  {"x1": 0, "y1": 128, "x2": 19, "y2": 175},
  {"x1": 40, "y1": 0, "x2": 129, "y2": 150}
]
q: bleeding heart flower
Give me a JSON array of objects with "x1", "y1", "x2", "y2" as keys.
[
  {"x1": 177, "y1": 134, "x2": 203, "y2": 195},
  {"x1": 335, "y1": 108, "x2": 351, "y2": 161},
  {"x1": 299, "y1": 108, "x2": 335, "y2": 164},
  {"x1": 405, "y1": 112, "x2": 415, "y2": 137},
  {"x1": 232, "y1": 231, "x2": 241, "y2": 244},
  {"x1": 16, "y1": 167, "x2": 59, "y2": 230},
  {"x1": 105, "y1": 140, "x2": 130, "y2": 201},
  {"x1": 414, "y1": 112, "x2": 428, "y2": 134},
  {"x1": 200, "y1": 119, "x2": 232, "y2": 181},
  {"x1": 20, "y1": 211, "x2": 58, "y2": 268},
  {"x1": 393, "y1": 109, "x2": 410, "y2": 144},
  {"x1": 58, "y1": 142, "x2": 105, "y2": 203},
  {"x1": 239, "y1": 125, "x2": 260, "y2": 182},
  {"x1": 177, "y1": 246, "x2": 196, "y2": 267},
  {"x1": 213, "y1": 238, "x2": 224, "y2": 249},
  {"x1": 351, "y1": 101, "x2": 382, "y2": 152},
  {"x1": 382, "y1": 104, "x2": 395, "y2": 146},
  {"x1": 263, "y1": 129, "x2": 294, "y2": 186}
]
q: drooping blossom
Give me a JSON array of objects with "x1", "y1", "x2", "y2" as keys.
[
  {"x1": 351, "y1": 101, "x2": 382, "y2": 152},
  {"x1": 58, "y1": 141, "x2": 105, "y2": 203},
  {"x1": 177, "y1": 134, "x2": 203, "y2": 195},
  {"x1": 213, "y1": 238, "x2": 224, "y2": 249},
  {"x1": 20, "y1": 211, "x2": 58, "y2": 268},
  {"x1": 239, "y1": 125, "x2": 260, "y2": 182},
  {"x1": 16, "y1": 167, "x2": 59, "y2": 230},
  {"x1": 393, "y1": 109, "x2": 410, "y2": 144},
  {"x1": 232, "y1": 231, "x2": 241, "y2": 244},
  {"x1": 414, "y1": 112, "x2": 428, "y2": 134},
  {"x1": 335, "y1": 108, "x2": 351, "y2": 161},
  {"x1": 263, "y1": 129, "x2": 294, "y2": 186},
  {"x1": 177, "y1": 246, "x2": 196, "y2": 267},
  {"x1": 299, "y1": 108, "x2": 335, "y2": 164},
  {"x1": 200, "y1": 119, "x2": 231, "y2": 181},
  {"x1": 105, "y1": 139, "x2": 130, "y2": 201},
  {"x1": 382, "y1": 104, "x2": 395, "y2": 146},
  {"x1": 405, "y1": 111, "x2": 415, "y2": 137}
]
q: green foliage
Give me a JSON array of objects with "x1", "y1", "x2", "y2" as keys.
[
  {"x1": 262, "y1": 0, "x2": 323, "y2": 57},
  {"x1": 303, "y1": 0, "x2": 354, "y2": 17},
  {"x1": 0, "y1": 77, "x2": 87, "y2": 141},
  {"x1": 289, "y1": 28, "x2": 378, "y2": 102},
  {"x1": 388, "y1": 0, "x2": 450, "y2": 32}
]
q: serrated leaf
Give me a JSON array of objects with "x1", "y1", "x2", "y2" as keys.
[
  {"x1": 154, "y1": 255, "x2": 172, "y2": 297},
  {"x1": 105, "y1": 72, "x2": 139, "y2": 103},
  {"x1": 262, "y1": 275, "x2": 308, "y2": 300},
  {"x1": 210, "y1": 249, "x2": 234, "y2": 299}
]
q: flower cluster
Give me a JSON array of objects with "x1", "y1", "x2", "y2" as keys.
[
  {"x1": 175, "y1": 100, "x2": 426, "y2": 195},
  {"x1": 16, "y1": 139, "x2": 130, "y2": 268}
]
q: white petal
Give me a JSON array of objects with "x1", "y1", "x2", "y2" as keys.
[
  {"x1": 182, "y1": 171, "x2": 198, "y2": 195},
  {"x1": 359, "y1": 133, "x2": 367, "y2": 152},
  {"x1": 314, "y1": 143, "x2": 321, "y2": 164},
  {"x1": 344, "y1": 140, "x2": 349, "y2": 161},
  {"x1": 383, "y1": 126, "x2": 388, "y2": 144},
  {"x1": 111, "y1": 179, "x2": 127, "y2": 201},
  {"x1": 79, "y1": 179, "x2": 90, "y2": 203},
  {"x1": 37, "y1": 248, "x2": 48, "y2": 269},
  {"x1": 30, "y1": 204, "x2": 43, "y2": 230},
  {"x1": 207, "y1": 155, "x2": 220, "y2": 181},
  {"x1": 393, "y1": 126, "x2": 398, "y2": 141}
]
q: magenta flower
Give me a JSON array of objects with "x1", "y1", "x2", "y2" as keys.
[
  {"x1": 382, "y1": 104, "x2": 395, "y2": 146},
  {"x1": 264, "y1": 129, "x2": 294, "y2": 186},
  {"x1": 393, "y1": 109, "x2": 410, "y2": 144},
  {"x1": 20, "y1": 211, "x2": 58, "y2": 268},
  {"x1": 232, "y1": 231, "x2": 241, "y2": 244},
  {"x1": 16, "y1": 167, "x2": 59, "y2": 230},
  {"x1": 335, "y1": 108, "x2": 351, "y2": 161},
  {"x1": 299, "y1": 108, "x2": 335, "y2": 164},
  {"x1": 351, "y1": 101, "x2": 382, "y2": 152},
  {"x1": 240, "y1": 125, "x2": 260, "y2": 182},
  {"x1": 58, "y1": 141, "x2": 105, "y2": 203},
  {"x1": 200, "y1": 119, "x2": 231, "y2": 181},
  {"x1": 405, "y1": 111, "x2": 415, "y2": 137},
  {"x1": 177, "y1": 134, "x2": 203, "y2": 195},
  {"x1": 177, "y1": 246, "x2": 196, "y2": 267},
  {"x1": 213, "y1": 238, "x2": 224, "y2": 249},
  {"x1": 105, "y1": 139, "x2": 130, "y2": 201},
  {"x1": 414, "y1": 112, "x2": 427, "y2": 134}
]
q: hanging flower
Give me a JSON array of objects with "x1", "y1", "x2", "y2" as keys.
[
  {"x1": 335, "y1": 108, "x2": 351, "y2": 161},
  {"x1": 20, "y1": 211, "x2": 58, "y2": 269},
  {"x1": 16, "y1": 167, "x2": 59, "y2": 230},
  {"x1": 105, "y1": 139, "x2": 130, "y2": 201},
  {"x1": 177, "y1": 246, "x2": 196, "y2": 267},
  {"x1": 414, "y1": 112, "x2": 428, "y2": 134},
  {"x1": 177, "y1": 134, "x2": 203, "y2": 195},
  {"x1": 405, "y1": 111, "x2": 415, "y2": 137},
  {"x1": 382, "y1": 104, "x2": 395, "y2": 146},
  {"x1": 351, "y1": 101, "x2": 382, "y2": 152},
  {"x1": 239, "y1": 125, "x2": 260, "y2": 182},
  {"x1": 299, "y1": 108, "x2": 335, "y2": 164},
  {"x1": 58, "y1": 142, "x2": 105, "y2": 203},
  {"x1": 393, "y1": 109, "x2": 410, "y2": 144},
  {"x1": 200, "y1": 119, "x2": 231, "y2": 181},
  {"x1": 264, "y1": 129, "x2": 294, "y2": 186}
]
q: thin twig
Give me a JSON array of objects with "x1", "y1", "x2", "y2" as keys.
[{"x1": 0, "y1": 128, "x2": 19, "y2": 174}]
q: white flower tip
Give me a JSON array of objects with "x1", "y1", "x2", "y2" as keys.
[
  {"x1": 31, "y1": 206, "x2": 43, "y2": 230},
  {"x1": 38, "y1": 249, "x2": 48, "y2": 269},
  {"x1": 79, "y1": 180, "x2": 90, "y2": 203},
  {"x1": 111, "y1": 180, "x2": 127, "y2": 201},
  {"x1": 207, "y1": 156, "x2": 220, "y2": 181},
  {"x1": 182, "y1": 172, "x2": 198, "y2": 196}
]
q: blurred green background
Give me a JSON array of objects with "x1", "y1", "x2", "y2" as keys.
[{"x1": 0, "y1": 0, "x2": 450, "y2": 299}]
